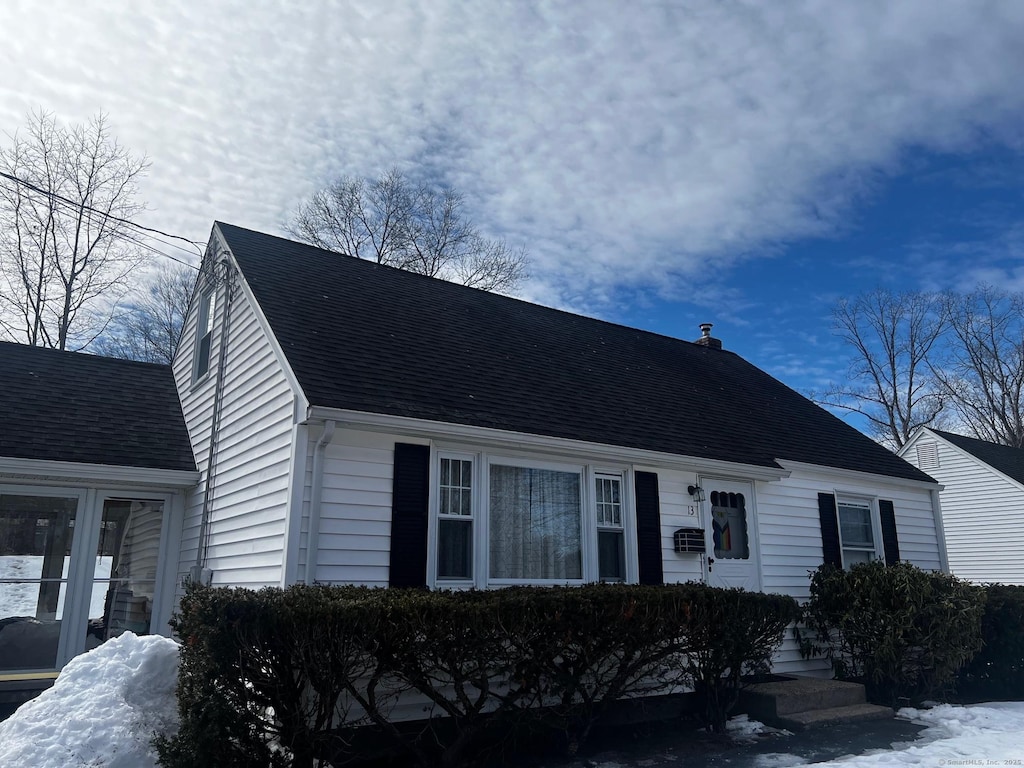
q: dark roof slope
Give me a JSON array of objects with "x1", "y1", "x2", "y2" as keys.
[
  {"x1": 217, "y1": 222, "x2": 932, "y2": 483},
  {"x1": 931, "y1": 429, "x2": 1024, "y2": 485},
  {"x1": 0, "y1": 342, "x2": 196, "y2": 472}
]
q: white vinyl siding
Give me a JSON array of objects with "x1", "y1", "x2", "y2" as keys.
[
  {"x1": 303, "y1": 430, "x2": 399, "y2": 587},
  {"x1": 755, "y1": 468, "x2": 941, "y2": 675},
  {"x1": 903, "y1": 432, "x2": 1024, "y2": 585},
  {"x1": 172, "y1": 260, "x2": 297, "y2": 590}
]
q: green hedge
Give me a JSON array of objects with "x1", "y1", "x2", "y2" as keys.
[
  {"x1": 798, "y1": 561, "x2": 985, "y2": 707},
  {"x1": 157, "y1": 583, "x2": 799, "y2": 768},
  {"x1": 957, "y1": 583, "x2": 1024, "y2": 700}
]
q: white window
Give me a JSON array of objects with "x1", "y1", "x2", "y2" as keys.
[
  {"x1": 0, "y1": 489, "x2": 172, "y2": 675},
  {"x1": 437, "y1": 456, "x2": 474, "y2": 580},
  {"x1": 489, "y1": 463, "x2": 582, "y2": 581},
  {"x1": 432, "y1": 453, "x2": 631, "y2": 586},
  {"x1": 193, "y1": 288, "x2": 216, "y2": 381},
  {"x1": 595, "y1": 474, "x2": 625, "y2": 581},
  {"x1": 836, "y1": 497, "x2": 878, "y2": 567}
]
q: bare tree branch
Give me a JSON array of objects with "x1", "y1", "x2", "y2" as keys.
[
  {"x1": 94, "y1": 263, "x2": 195, "y2": 364},
  {"x1": 0, "y1": 110, "x2": 150, "y2": 350},
  {"x1": 932, "y1": 287, "x2": 1024, "y2": 447},
  {"x1": 288, "y1": 168, "x2": 528, "y2": 293},
  {"x1": 811, "y1": 289, "x2": 947, "y2": 449}
]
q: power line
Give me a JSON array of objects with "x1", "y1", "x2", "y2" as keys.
[{"x1": 0, "y1": 169, "x2": 206, "y2": 266}]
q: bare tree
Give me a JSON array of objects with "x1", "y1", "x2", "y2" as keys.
[
  {"x1": 0, "y1": 110, "x2": 149, "y2": 350},
  {"x1": 289, "y1": 168, "x2": 528, "y2": 293},
  {"x1": 932, "y1": 287, "x2": 1024, "y2": 447},
  {"x1": 94, "y1": 262, "x2": 196, "y2": 364},
  {"x1": 813, "y1": 289, "x2": 947, "y2": 449}
]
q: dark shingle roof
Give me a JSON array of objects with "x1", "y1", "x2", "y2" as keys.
[
  {"x1": 931, "y1": 429, "x2": 1024, "y2": 485},
  {"x1": 217, "y1": 222, "x2": 932, "y2": 483},
  {"x1": 0, "y1": 342, "x2": 196, "y2": 472}
]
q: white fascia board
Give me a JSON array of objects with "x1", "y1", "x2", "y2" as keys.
[
  {"x1": 211, "y1": 224, "x2": 310, "y2": 421},
  {"x1": 776, "y1": 458, "x2": 943, "y2": 492},
  {"x1": 305, "y1": 406, "x2": 791, "y2": 482},
  {"x1": 0, "y1": 457, "x2": 199, "y2": 489}
]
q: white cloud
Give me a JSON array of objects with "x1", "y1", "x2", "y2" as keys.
[{"x1": 1, "y1": 0, "x2": 1022, "y2": 310}]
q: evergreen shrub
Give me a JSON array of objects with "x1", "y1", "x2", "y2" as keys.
[
  {"x1": 957, "y1": 583, "x2": 1024, "y2": 700},
  {"x1": 798, "y1": 561, "x2": 985, "y2": 707},
  {"x1": 157, "y1": 582, "x2": 799, "y2": 767}
]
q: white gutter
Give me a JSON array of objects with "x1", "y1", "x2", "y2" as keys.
[
  {"x1": 775, "y1": 458, "x2": 944, "y2": 491},
  {"x1": 0, "y1": 457, "x2": 198, "y2": 488},
  {"x1": 303, "y1": 419, "x2": 336, "y2": 585},
  {"x1": 304, "y1": 406, "x2": 791, "y2": 483}
]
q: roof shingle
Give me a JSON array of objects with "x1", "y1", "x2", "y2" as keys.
[
  {"x1": 0, "y1": 342, "x2": 196, "y2": 472},
  {"x1": 217, "y1": 222, "x2": 932, "y2": 483},
  {"x1": 930, "y1": 429, "x2": 1024, "y2": 485}
]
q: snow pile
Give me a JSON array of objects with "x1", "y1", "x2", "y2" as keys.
[
  {"x1": 891, "y1": 702, "x2": 1024, "y2": 765},
  {"x1": 0, "y1": 632, "x2": 180, "y2": 768},
  {"x1": 766, "y1": 702, "x2": 1024, "y2": 767},
  {"x1": 726, "y1": 713, "x2": 780, "y2": 742}
]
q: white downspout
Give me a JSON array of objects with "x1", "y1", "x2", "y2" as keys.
[
  {"x1": 929, "y1": 486, "x2": 950, "y2": 573},
  {"x1": 304, "y1": 419, "x2": 336, "y2": 585}
]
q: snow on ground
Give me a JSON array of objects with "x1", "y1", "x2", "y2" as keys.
[
  {"x1": 738, "y1": 702, "x2": 1024, "y2": 768},
  {"x1": 0, "y1": 632, "x2": 180, "y2": 768}
]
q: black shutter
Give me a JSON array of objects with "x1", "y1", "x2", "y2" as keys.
[
  {"x1": 389, "y1": 443, "x2": 430, "y2": 588},
  {"x1": 634, "y1": 471, "x2": 664, "y2": 585},
  {"x1": 817, "y1": 492, "x2": 842, "y2": 568},
  {"x1": 878, "y1": 499, "x2": 901, "y2": 565}
]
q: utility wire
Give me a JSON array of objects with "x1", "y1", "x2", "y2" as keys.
[{"x1": 0, "y1": 169, "x2": 206, "y2": 267}]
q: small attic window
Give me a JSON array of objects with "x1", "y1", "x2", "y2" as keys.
[
  {"x1": 193, "y1": 287, "x2": 216, "y2": 381},
  {"x1": 916, "y1": 442, "x2": 939, "y2": 470}
]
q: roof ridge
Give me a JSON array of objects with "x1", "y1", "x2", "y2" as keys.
[{"x1": 214, "y1": 221, "x2": 731, "y2": 354}]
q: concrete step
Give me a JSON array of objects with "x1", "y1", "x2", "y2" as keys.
[
  {"x1": 741, "y1": 677, "x2": 867, "y2": 720},
  {"x1": 776, "y1": 702, "x2": 894, "y2": 731}
]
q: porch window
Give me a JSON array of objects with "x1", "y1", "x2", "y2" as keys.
[
  {"x1": 85, "y1": 499, "x2": 164, "y2": 643},
  {"x1": 837, "y1": 498, "x2": 877, "y2": 567},
  {"x1": 0, "y1": 493, "x2": 80, "y2": 671},
  {"x1": 0, "y1": 490, "x2": 169, "y2": 676}
]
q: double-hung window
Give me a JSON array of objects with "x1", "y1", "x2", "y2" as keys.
[
  {"x1": 595, "y1": 473, "x2": 625, "y2": 581},
  {"x1": 433, "y1": 452, "x2": 630, "y2": 586},
  {"x1": 437, "y1": 456, "x2": 474, "y2": 580},
  {"x1": 836, "y1": 497, "x2": 878, "y2": 567}
]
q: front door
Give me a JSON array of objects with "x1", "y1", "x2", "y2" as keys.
[{"x1": 702, "y1": 478, "x2": 760, "y2": 591}]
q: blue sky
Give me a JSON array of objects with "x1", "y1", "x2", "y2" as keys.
[{"x1": 1, "y1": 1, "x2": 1023, "y2": 429}]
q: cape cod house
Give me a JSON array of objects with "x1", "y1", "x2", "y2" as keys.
[
  {"x1": 899, "y1": 427, "x2": 1024, "y2": 585},
  {"x1": 1, "y1": 221, "x2": 947, "y2": 694},
  {"x1": 169, "y1": 222, "x2": 945, "y2": 675}
]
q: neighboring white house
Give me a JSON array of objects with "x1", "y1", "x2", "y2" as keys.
[
  {"x1": 168, "y1": 222, "x2": 948, "y2": 677},
  {"x1": 900, "y1": 427, "x2": 1024, "y2": 585},
  {"x1": 0, "y1": 343, "x2": 197, "y2": 705}
]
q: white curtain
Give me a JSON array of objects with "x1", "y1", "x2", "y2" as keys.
[{"x1": 489, "y1": 465, "x2": 581, "y2": 579}]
